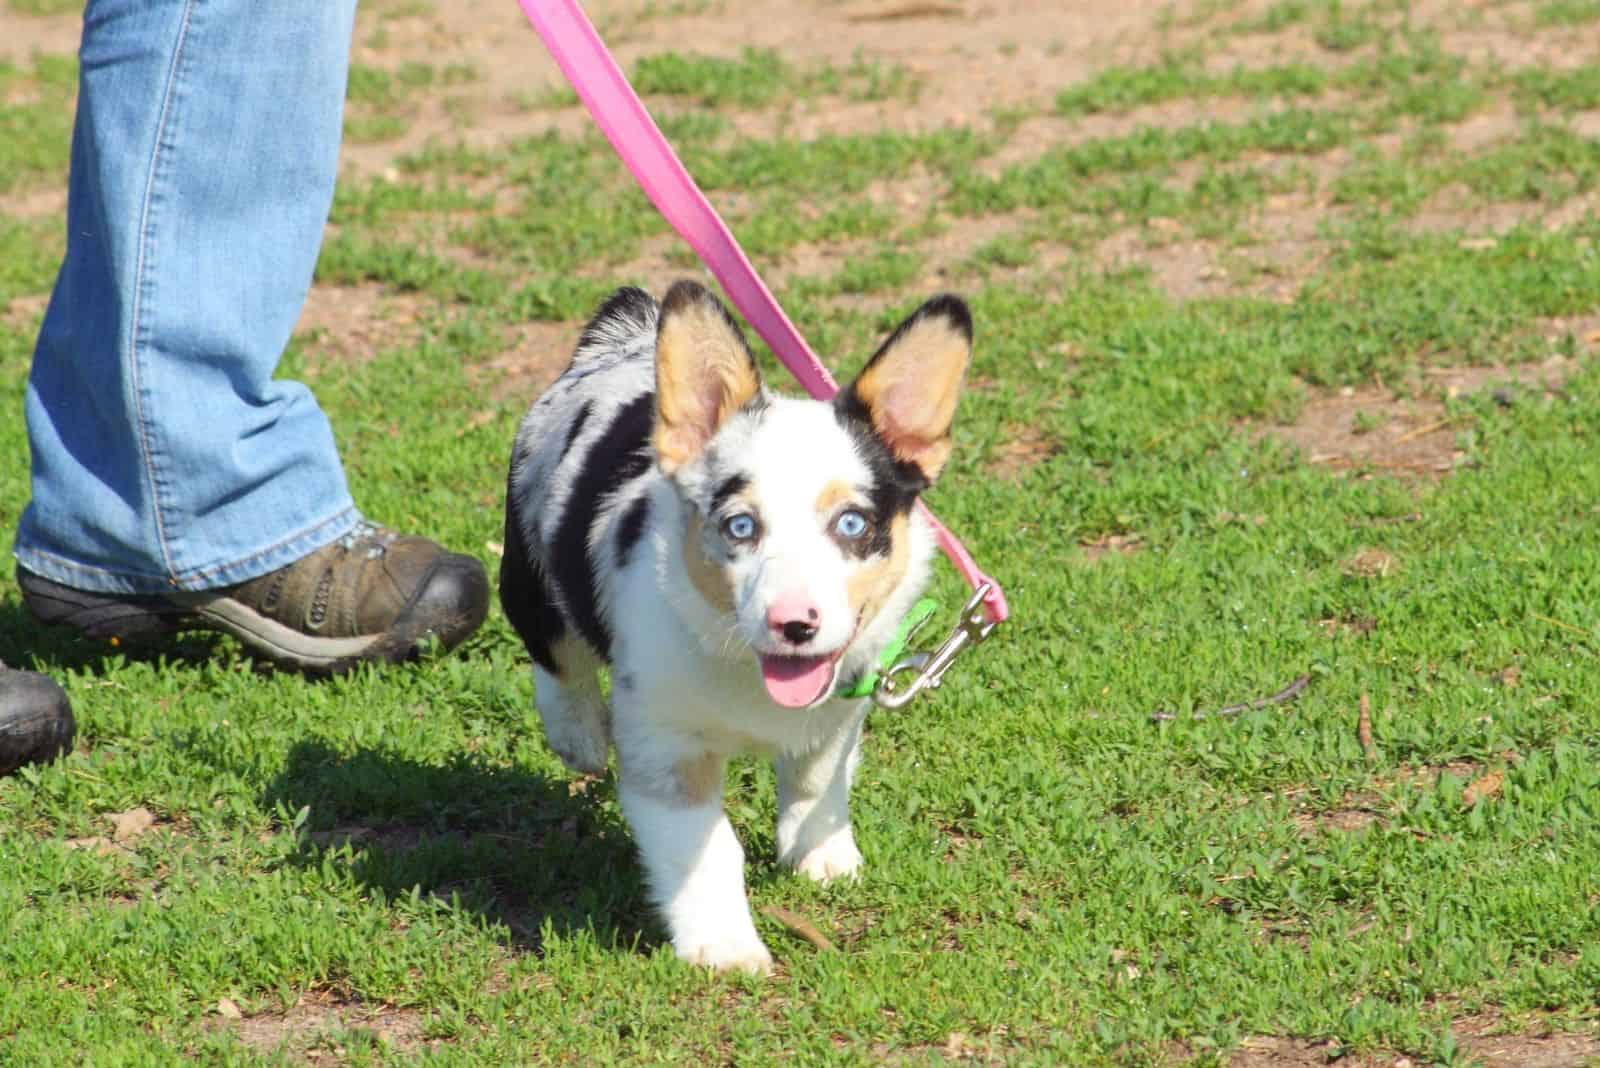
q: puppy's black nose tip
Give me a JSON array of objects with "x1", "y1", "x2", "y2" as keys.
[{"x1": 781, "y1": 619, "x2": 819, "y2": 645}]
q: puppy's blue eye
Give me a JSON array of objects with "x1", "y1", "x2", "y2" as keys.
[
  {"x1": 834, "y1": 509, "x2": 869, "y2": 539},
  {"x1": 723, "y1": 513, "x2": 758, "y2": 542}
]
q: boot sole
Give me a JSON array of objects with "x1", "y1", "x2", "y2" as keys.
[{"x1": 18, "y1": 559, "x2": 489, "y2": 675}]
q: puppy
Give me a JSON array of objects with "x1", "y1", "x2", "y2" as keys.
[{"x1": 501, "y1": 280, "x2": 971, "y2": 973}]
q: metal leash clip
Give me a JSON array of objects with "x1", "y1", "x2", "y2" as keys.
[{"x1": 872, "y1": 582, "x2": 999, "y2": 710}]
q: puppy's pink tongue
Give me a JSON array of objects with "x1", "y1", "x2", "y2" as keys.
[{"x1": 759, "y1": 654, "x2": 835, "y2": 708}]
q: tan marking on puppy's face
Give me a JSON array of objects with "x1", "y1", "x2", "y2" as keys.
[
  {"x1": 844, "y1": 513, "x2": 911, "y2": 630},
  {"x1": 683, "y1": 511, "x2": 736, "y2": 615},
  {"x1": 814, "y1": 479, "x2": 857, "y2": 520}
]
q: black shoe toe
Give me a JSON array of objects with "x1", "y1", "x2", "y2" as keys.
[
  {"x1": 377, "y1": 552, "x2": 491, "y2": 663},
  {"x1": 0, "y1": 669, "x2": 76, "y2": 777}
]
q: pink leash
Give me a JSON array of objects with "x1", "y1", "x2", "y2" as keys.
[{"x1": 515, "y1": 0, "x2": 1008, "y2": 626}]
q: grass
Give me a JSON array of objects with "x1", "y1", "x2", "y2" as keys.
[
  {"x1": 4, "y1": 0, "x2": 1600, "y2": 1063},
  {"x1": 631, "y1": 48, "x2": 918, "y2": 108},
  {"x1": 3, "y1": 0, "x2": 78, "y2": 14},
  {"x1": 1057, "y1": 32, "x2": 1482, "y2": 124},
  {"x1": 0, "y1": 53, "x2": 76, "y2": 194},
  {"x1": 343, "y1": 60, "x2": 478, "y2": 144}
]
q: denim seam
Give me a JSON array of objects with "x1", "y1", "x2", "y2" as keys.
[
  {"x1": 173, "y1": 504, "x2": 360, "y2": 588},
  {"x1": 16, "y1": 547, "x2": 172, "y2": 586},
  {"x1": 127, "y1": 0, "x2": 199, "y2": 587},
  {"x1": 16, "y1": 504, "x2": 361, "y2": 594}
]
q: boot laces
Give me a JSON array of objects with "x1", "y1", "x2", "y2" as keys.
[{"x1": 337, "y1": 521, "x2": 399, "y2": 560}]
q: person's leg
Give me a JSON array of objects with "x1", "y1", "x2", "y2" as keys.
[
  {"x1": 15, "y1": 0, "x2": 488, "y2": 671},
  {"x1": 17, "y1": 0, "x2": 361, "y2": 594}
]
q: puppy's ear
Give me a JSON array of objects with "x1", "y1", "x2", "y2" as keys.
[
  {"x1": 653, "y1": 280, "x2": 762, "y2": 474},
  {"x1": 839, "y1": 295, "x2": 971, "y2": 484}
]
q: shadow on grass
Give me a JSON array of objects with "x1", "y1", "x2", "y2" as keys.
[
  {"x1": 260, "y1": 739, "x2": 656, "y2": 959},
  {"x1": 0, "y1": 595, "x2": 659, "y2": 959},
  {"x1": 0, "y1": 598, "x2": 228, "y2": 674}
]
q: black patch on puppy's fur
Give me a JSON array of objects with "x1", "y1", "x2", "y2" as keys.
[
  {"x1": 709, "y1": 474, "x2": 749, "y2": 516},
  {"x1": 575, "y1": 286, "x2": 657, "y2": 357},
  {"x1": 564, "y1": 401, "x2": 594, "y2": 454},
  {"x1": 614, "y1": 495, "x2": 651, "y2": 571},
  {"x1": 830, "y1": 392, "x2": 929, "y2": 558},
  {"x1": 498, "y1": 504, "x2": 566, "y2": 675},
  {"x1": 548, "y1": 392, "x2": 655, "y2": 660}
]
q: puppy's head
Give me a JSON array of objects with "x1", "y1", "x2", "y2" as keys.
[{"x1": 654, "y1": 280, "x2": 972, "y2": 708}]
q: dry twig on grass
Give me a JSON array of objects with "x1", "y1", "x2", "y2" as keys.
[
  {"x1": 1393, "y1": 417, "x2": 1456, "y2": 444},
  {"x1": 1149, "y1": 674, "x2": 1312, "y2": 723},
  {"x1": 847, "y1": 2, "x2": 964, "y2": 20},
  {"x1": 1358, "y1": 692, "x2": 1377, "y2": 763},
  {"x1": 762, "y1": 906, "x2": 836, "y2": 953}
]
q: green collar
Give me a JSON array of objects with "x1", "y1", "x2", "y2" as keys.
[{"x1": 839, "y1": 598, "x2": 940, "y2": 700}]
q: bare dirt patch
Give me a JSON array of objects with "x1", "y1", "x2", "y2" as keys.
[
  {"x1": 2, "y1": 186, "x2": 67, "y2": 221},
  {"x1": 1441, "y1": 24, "x2": 1600, "y2": 74},
  {"x1": 1455, "y1": 1015, "x2": 1600, "y2": 1068},
  {"x1": 1224, "y1": 1035, "x2": 1389, "y2": 1066},
  {"x1": 1080, "y1": 531, "x2": 1144, "y2": 562},
  {"x1": 1285, "y1": 756, "x2": 1518, "y2": 838},
  {"x1": 293, "y1": 283, "x2": 432, "y2": 367},
  {"x1": 0, "y1": 9, "x2": 80, "y2": 63},
  {"x1": 343, "y1": 0, "x2": 1210, "y2": 176},
  {"x1": 2, "y1": 292, "x2": 49, "y2": 332},
  {"x1": 1217, "y1": 1022, "x2": 1600, "y2": 1067},
  {"x1": 983, "y1": 421, "x2": 1061, "y2": 481},
  {"x1": 470, "y1": 318, "x2": 581, "y2": 404},
  {"x1": 1095, "y1": 229, "x2": 1244, "y2": 301},
  {"x1": 1342, "y1": 547, "x2": 1400, "y2": 578},
  {"x1": 1412, "y1": 185, "x2": 1600, "y2": 238},
  {"x1": 222, "y1": 988, "x2": 434, "y2": 1061},
  {"x1": 1258, "y1": 355, "x2": 1580, "y2": 478}
]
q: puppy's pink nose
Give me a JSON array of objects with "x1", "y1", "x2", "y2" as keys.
[{"x1": 767, "y1": 591, "x2": 820, "y2": 646}]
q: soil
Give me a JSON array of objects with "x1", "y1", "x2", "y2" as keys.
[
  {"x1": 1258, "y1": 352, "x2": 1587, "y2": 478},
  {"x1": 219, "y1": 989, "x2": 432, "y2": 1061}
]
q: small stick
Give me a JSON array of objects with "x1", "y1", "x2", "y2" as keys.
[
  {"x1": 1358, "y1": 692, "x2": 1377, "y2": 762},
  {"x1": 1533, "y1": 612, "x2": 1591, "y2": 639},
  {"x1": 1149, "y1": 673, "x2": 1311, "y2": 723},
  {"x1": 761, "y1": 906, "x2": 836, "y2": 953},
  {"x1": 1393, "y1": 418, "x2": 1453, "y2": 444},
  {"x1": 847, "y1": 2, "x2": 963, "y2": 20}
]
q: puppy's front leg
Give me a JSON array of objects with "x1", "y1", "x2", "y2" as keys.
[
  {"x1": 616, "y1": 747, "x2": 773, "y2": 974},
  {"x1": 775, "y1": 705, "x2": 867, "y2": 882}
]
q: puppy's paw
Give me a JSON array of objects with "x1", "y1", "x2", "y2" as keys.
[
  {"x1": 680, "y1": 936, "x2": 775, "y2": 976},
  {"x1": 547, "y1": 728, "x2": 608, "y2": 776},
  {"x1": 538, "y1": 698, "x2": 610, "y2": 775},
  {"x1": 784, "y1": 830, "x2": 864, "y2": 883}
]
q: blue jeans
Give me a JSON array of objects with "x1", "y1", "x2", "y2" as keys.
[{"x1": 15, "y1": 0, "x2": 362, "y2": 596}]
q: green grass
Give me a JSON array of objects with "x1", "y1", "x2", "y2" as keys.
[
  {"x1": 342, "y1": 60, "x2": 477, "y2": 144},
  {"x1": 3, "y1": 0, "x2": 79, "y2": 14},
  {"x1": 1532, "y1": 0, "x2": 1600, "y2": 26},
  {"x1": 1333, "y1": 122, "x2": 1600, "y2": 216},
  {"x1": 632, "y1": 48, "x2": 919, "y2": 108},
  {"x1": 1058, "y1": 33, "x2": 1482, "y2": 124},
  {"x1": 5, "y1": 1, "x2": 1600, "y2": 1063},
  {"x1": 0, "y1": 54, "x2": 76, "y2": 194},
  {"x1": 1511, "y1": 63, "x2": 1600, "y2": 113},
  {"x1": 0, "y1": 215, "x2": 63, "y2": 306}
]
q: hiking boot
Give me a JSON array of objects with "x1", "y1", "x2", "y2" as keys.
[
  {"x1": 0, "y1": 662, "x2": 75, "y2": 776},
  {"x1": 17, "y1": 522, "x2": 490, "y2": 674}
]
